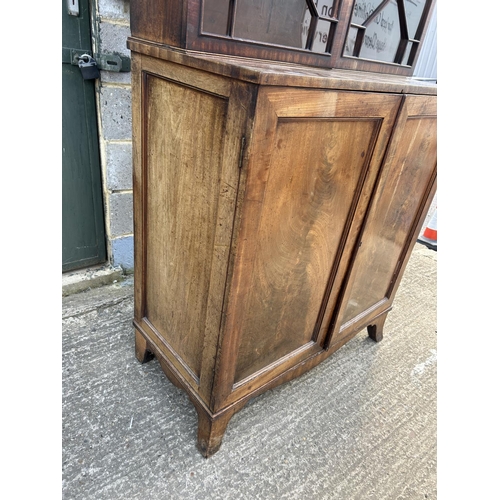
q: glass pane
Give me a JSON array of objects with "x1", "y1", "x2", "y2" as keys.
[
  {"x1": 317, "y1": 0, "x2": 337, "y2": 18},
  {"x1": 311, "y1": 19, "x2": 333, "y2": 52},
  {"x1": 233, "y1": 0, "x2": 308, "y2": 48},
  {"x1": 344, "y1": 26, "x2": 359, "y2": 56},
  {"x1": 404, "y1": 0, "x2": 426, "y2": 39},
  {"x1": 350, "y1": 0, "x2": 385, "y2": 25},
  {"x1": 344, "y1": 0, "x2": 388, "y2": 58},
  {"x1": 202, "y1": 0, "x2": 230, "y2": 36},
  {"x1": 302, "y1": 1, "x2": 336, "y2": 53},
  {"x1": 402, "y1": 40, "x2": 412, "y2": 65},
  {"x1": 358, "y1": 0, "x2": 401, "y2": 63}
]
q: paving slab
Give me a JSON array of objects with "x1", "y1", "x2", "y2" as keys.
[
  {"x1": 62, "y1": 243, "x2": 437, "y2": 500},
  {"x1": 62, "y1": 265, "x2": 125, "y2": 297}
]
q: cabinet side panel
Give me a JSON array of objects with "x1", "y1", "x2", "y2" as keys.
[
  {"x1": 143, "y1": 74, "x2": 228, "y2": 380},
  {"x1": 340, "y1": 114, "x2": 437, "y2": 326},
  {"x1": 234, "y1": 117, "x2": 380, "y2": 383}
]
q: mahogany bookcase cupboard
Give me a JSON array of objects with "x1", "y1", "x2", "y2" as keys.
[{"x1": 128, "y1": 0, "x2": 437, "y2": 457}]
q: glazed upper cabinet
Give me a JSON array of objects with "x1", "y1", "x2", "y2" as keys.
[
  {"x1": 130, "y1": 45, "x2": 437, "y2": 456},
  {"x1": 130, "y1": 0, "x2": 436, "y2": 73}
]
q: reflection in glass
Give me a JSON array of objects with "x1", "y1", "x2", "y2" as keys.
[
  {"x1": 311, "y1": 18, "x2": 334, "y2": 52},
  {"x1": 344, "y1": 26, "x2": 358, "y2": 56},
  {"x1": 302, "y1": 0, "x2": 337, "y2": 52},
  {"x1": 344, "y1": 0, "x2": 430, "y2": 65},
  {"x1": 233, "y1": 0, "x2": 307, "y2": 48},
  {"x1": 358, "y1": 0, "x2": 400, "y2": 63},
  {"x1": 203, "y1": 0, "x2": 231, "y2": 36},
  {"x1": 351, "y1": 0, "x2": 385, "y2": 25},
  {"x1": 402, "y1": 40, "x2": 412, "y2": 65},
  {"x1": 405, "y1": 0, "x2": 426, "y2": 39},
  {"x1": 202, "y1": 0, "x2": 337, "y2": 54}
]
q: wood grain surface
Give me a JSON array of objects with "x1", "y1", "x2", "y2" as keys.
[
  {"x1": 133, "y1": 54, "x2": 254, "y2": 404},
  {"x1": 130, "y1": 45, "x2": 437, "y2": 456},
  {"x1": 214, "y1": 88, "x2": 402, "y2": 396},
  {"x1": 144, "y1": 74, "x2": 228, "y2": 381},
  {"x1": 126, "y1": 38, "x2": 438, "y2": 96},
  {"x1": 334, "y1": 94, "x2": 437, "y2": 339}
]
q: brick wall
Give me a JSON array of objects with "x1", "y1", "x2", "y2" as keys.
[{"x1": 94, "y1": 0, "x2": 133, "y2": 271}]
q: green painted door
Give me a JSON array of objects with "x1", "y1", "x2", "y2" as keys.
[{"x1": 62, "y1": 0, "x2": 106, "y2": 272}]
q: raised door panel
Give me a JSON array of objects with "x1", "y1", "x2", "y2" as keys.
[
  {"x1": 215, "y1": 88, "x2": 402, "y2": 407},
  {"x1": 133, "y1": 55, "x2": 252, "y2": 404},
  {"x1": 331, "y1": 94, "x2": 437, "y2": 342},
  {"x1": 144, "y1": 75, "x2": 227, "y2": 381}
]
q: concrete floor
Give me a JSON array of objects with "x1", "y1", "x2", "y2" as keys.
[{"x1": 62, "y1": 243, "x2": 437, "y2": 500}]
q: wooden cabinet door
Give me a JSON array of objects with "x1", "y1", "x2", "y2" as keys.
[
  {"x1": 132, "y1": 55, "x2": 254, "y2": 405},
  {"x1": 329, "y1": 94, "x2": 437, "y2": 345},
  {"x1": 215, "y1": 87, "x2": 402, "y2": 408}
]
